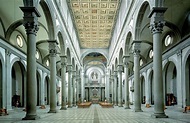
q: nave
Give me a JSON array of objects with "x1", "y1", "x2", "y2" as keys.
[{"x1": 0, "y1": 105, "x2": 190, "y2": 123}]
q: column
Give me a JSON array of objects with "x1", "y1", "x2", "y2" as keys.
[
  {"x1": 133, "y1": 40, "x2": 142, "y2": 112},
  {"x1": 110, "y1": 77, "x2": 114, "y2": 103},
  {"x1": 81, "y1": 69, "x2": 85, "y2": 103},
  {"x1": 72, "y1": 71, "x2": 76, "y2": 106},
  {"x1": 148, "y1": 7, "x2": 168, "y2": 118},
  {"x1": 48, "y1": 40, "x2": 58, "y2": 113},
  {"x1": 105, "y1": 69, "x2": 109, "y2": 102},
  {"x1": 123, "y1": 55, "x2": 130, "y2": 109},
  {"x1": 78, "y1": 77, "x2": 81, "y2": 103},
  {"x1": 20, "y1": 6, "x2": 40, "y2": 120},
  {"x1": 113, "y1": 71, "x2": 117, "y2": 106},
  {"x1": 75, "y1": 75, "x2": 80, "y2": 104},
  {"x1": 117, "y1": 65, "x2": 123, "y2": 107},
  {"x1": 60, "y1": 55, "x2": 67, "y2": 110},
  {"x1": 67, "y1": 65, "x2": 73, "y2": 108}
]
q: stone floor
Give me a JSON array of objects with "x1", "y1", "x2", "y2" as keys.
[{"x1": 0, "y1": 104, "x2": 190, "y2": 123}]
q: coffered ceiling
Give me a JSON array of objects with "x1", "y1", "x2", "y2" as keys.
[{"x1": 67, "y1": 0, "x2": 120, "y2": 49}]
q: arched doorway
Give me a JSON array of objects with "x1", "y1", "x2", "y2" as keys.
[
  {"x1": 36, "y1": 71, "x2": 41, "y2": 106},
  {"x1": 44, "y1": 76, "x2": 50, "y2": 105},
  {"x1": 164, "y1": 62, "x2": 177, "y2": 106},
  {"x1": 185, "y1": 55, "x2": 190, "y2": 106},
  {"x1": 140, "y1": 76, "x2": 145, "y2": 104},
  {"x1": 11, "y1": 61, "x2": 26, "y2": 107}
]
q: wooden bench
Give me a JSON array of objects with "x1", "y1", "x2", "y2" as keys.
[
  {"x1": 0, "y1": 108, "x2": 8, "y2": 116},
  {"x1": 183, "y1": 106, "x2": 190, "y2": 113},
  {"x1": 99, "y1": 102, "x2": 113, "y2": 108},
  {"x1": 145, "y1": 104, "x2": 151, "y2": 108},
  {"x1": 39, "y1": 105, "x2": 46, "y2": 109},
  {"x1": 77, "y1": 102, "x2": 92, "y2": 108}
]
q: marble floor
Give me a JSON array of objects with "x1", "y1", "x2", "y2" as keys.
[{"x1": 0, "y1": 104, "x2": 190, "y2": 123}]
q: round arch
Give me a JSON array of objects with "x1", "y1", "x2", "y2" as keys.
[
  {"x1": 11, "y1": 60, "x2": 26, "y2": 107},
  {"x1": 66, "y1": 48, "x2": 71, "y2": 64},
  {"x1": 81, "y1": 50, "x2": 108, "y2": 62},
  {"x1": 163, "y1": 61, "x2": 177, "y2": 106},
  {"x1": 134, "y1": 1, "x2": 150, "y2": 40},
  {"x1": 118, "y1": 48, "x2": 123, "y2": 64},
  {"x1": 124, "y1": 32, "x2": 132, "y2": 55}
]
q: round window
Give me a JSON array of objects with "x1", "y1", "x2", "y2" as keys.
[
  {"x1": 46, "y1": 60, "x2": 49, "y2": 66},
  {"x1": 36, "y1": 51, "x2": 39, "y2": 59},
  {"x1": 149, "y1": 49, "x2": 153, "y2": 58},
  {"x1": 16, "y1": 35, "x2": 23, "y2": 48},
  {"x1": 140, "y1": 59, "x2": 143, "y2": 66},
  {"x1": 164, "y1": 35, "x2": 173, "y2": 46}
]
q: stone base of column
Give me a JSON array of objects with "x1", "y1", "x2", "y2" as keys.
[
  {"x1": 68, "y1": 105, "x2": 73, "y2": 108},
  {"x1": 124, "y1": 106, "x2": 130, "y2": 109},
  {"x1": 133, "y1": 109, "x2": 143, "y2": 112},
  {"x1": 151, "y1": 113, "x2": 168, "y2": 118},
  {"x1": 48, "y1": 110, "x2": 57, "y2": 113},
  {"x1": 60, "y1": 107, "x2": 67, "y2": 110},
  {"x1": 118, "y1": 105, "x2": 123, "y2": 107},
  {"x1": 22, "y1": 114, "x2": 40, "y2": 120}
]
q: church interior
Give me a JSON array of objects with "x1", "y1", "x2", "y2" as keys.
[{"x1": 0, "y1": 0, "x2": 190, "y2": 122}]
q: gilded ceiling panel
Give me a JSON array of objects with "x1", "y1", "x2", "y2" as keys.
[{"x1": 68, "y1": 0, "x2": 120, "y2": 48}]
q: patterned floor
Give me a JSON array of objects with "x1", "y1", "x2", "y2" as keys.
[{"x1": 0, "y1": 104, "x2": 190, "y2": 123}]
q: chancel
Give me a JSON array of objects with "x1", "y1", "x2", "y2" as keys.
[{"x1": 0, "y1": 0, "x2": 190, "y2": 122}]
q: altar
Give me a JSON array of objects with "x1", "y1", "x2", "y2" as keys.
[{"x1": 91, "y1": 97, "x2": 99, "y2": 104}]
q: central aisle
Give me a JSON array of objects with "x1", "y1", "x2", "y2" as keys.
[{"x1": 0, "y1": 104, "x2": 189, "y2": 123}]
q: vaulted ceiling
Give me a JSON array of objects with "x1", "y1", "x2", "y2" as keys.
[{"x1": 67, "y1": 0, "x2": 120, "y2": 49}]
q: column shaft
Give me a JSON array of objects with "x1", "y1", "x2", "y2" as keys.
[
  {"x1": 123, "y1": 58, "x2": 130, "y2": 109},
  {"x1": 73, "y1": 75, "x2": 76, "y2": 106},
  {"x1": 117, "y1": 65, "x2": 123, "y2": 107},
  {"x1": 81, "y1": 71, "x2": 85, "y2": 103},
  {"x1": 20, "y1": 6, "x2": 40, "y2": 120},
  {"x1": 48, "y1": 40, "x2": 58, "y2": 113},
  {"x1": 67, "y1": 65, "x2": 72, "y2": 108},
  {"x1": 133, "y1": 50, "x2": 142, "y2": 112},
  {"x1": 148, "y1": 7, "x2": 168, "y2": 118},
  {"x1": 60, "y1": 56, "x2": 67, "y2": 110},
  {"x1": 114, "y1": 72, "x2": 117, "y2": 106}
]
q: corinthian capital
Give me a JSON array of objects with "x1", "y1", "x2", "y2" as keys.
[
  {"x1": 60, "y1": 55, "x2": 67, "y2": 66},
  {"x1": 132, "y1": 40, "x2": 141, "y2": 56},
  {"x1": 48, "y1": 40, "x2": 58, "y2": 57},
  {"x1": 148, "y1": 7, "x2": 167, "y2": 34},
  {"x1": 123, "y1": 55, "x2": 130, "y2": 66},
  {"x1": 20, "y1": 7, "x2": 40, "y2": 35}
]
